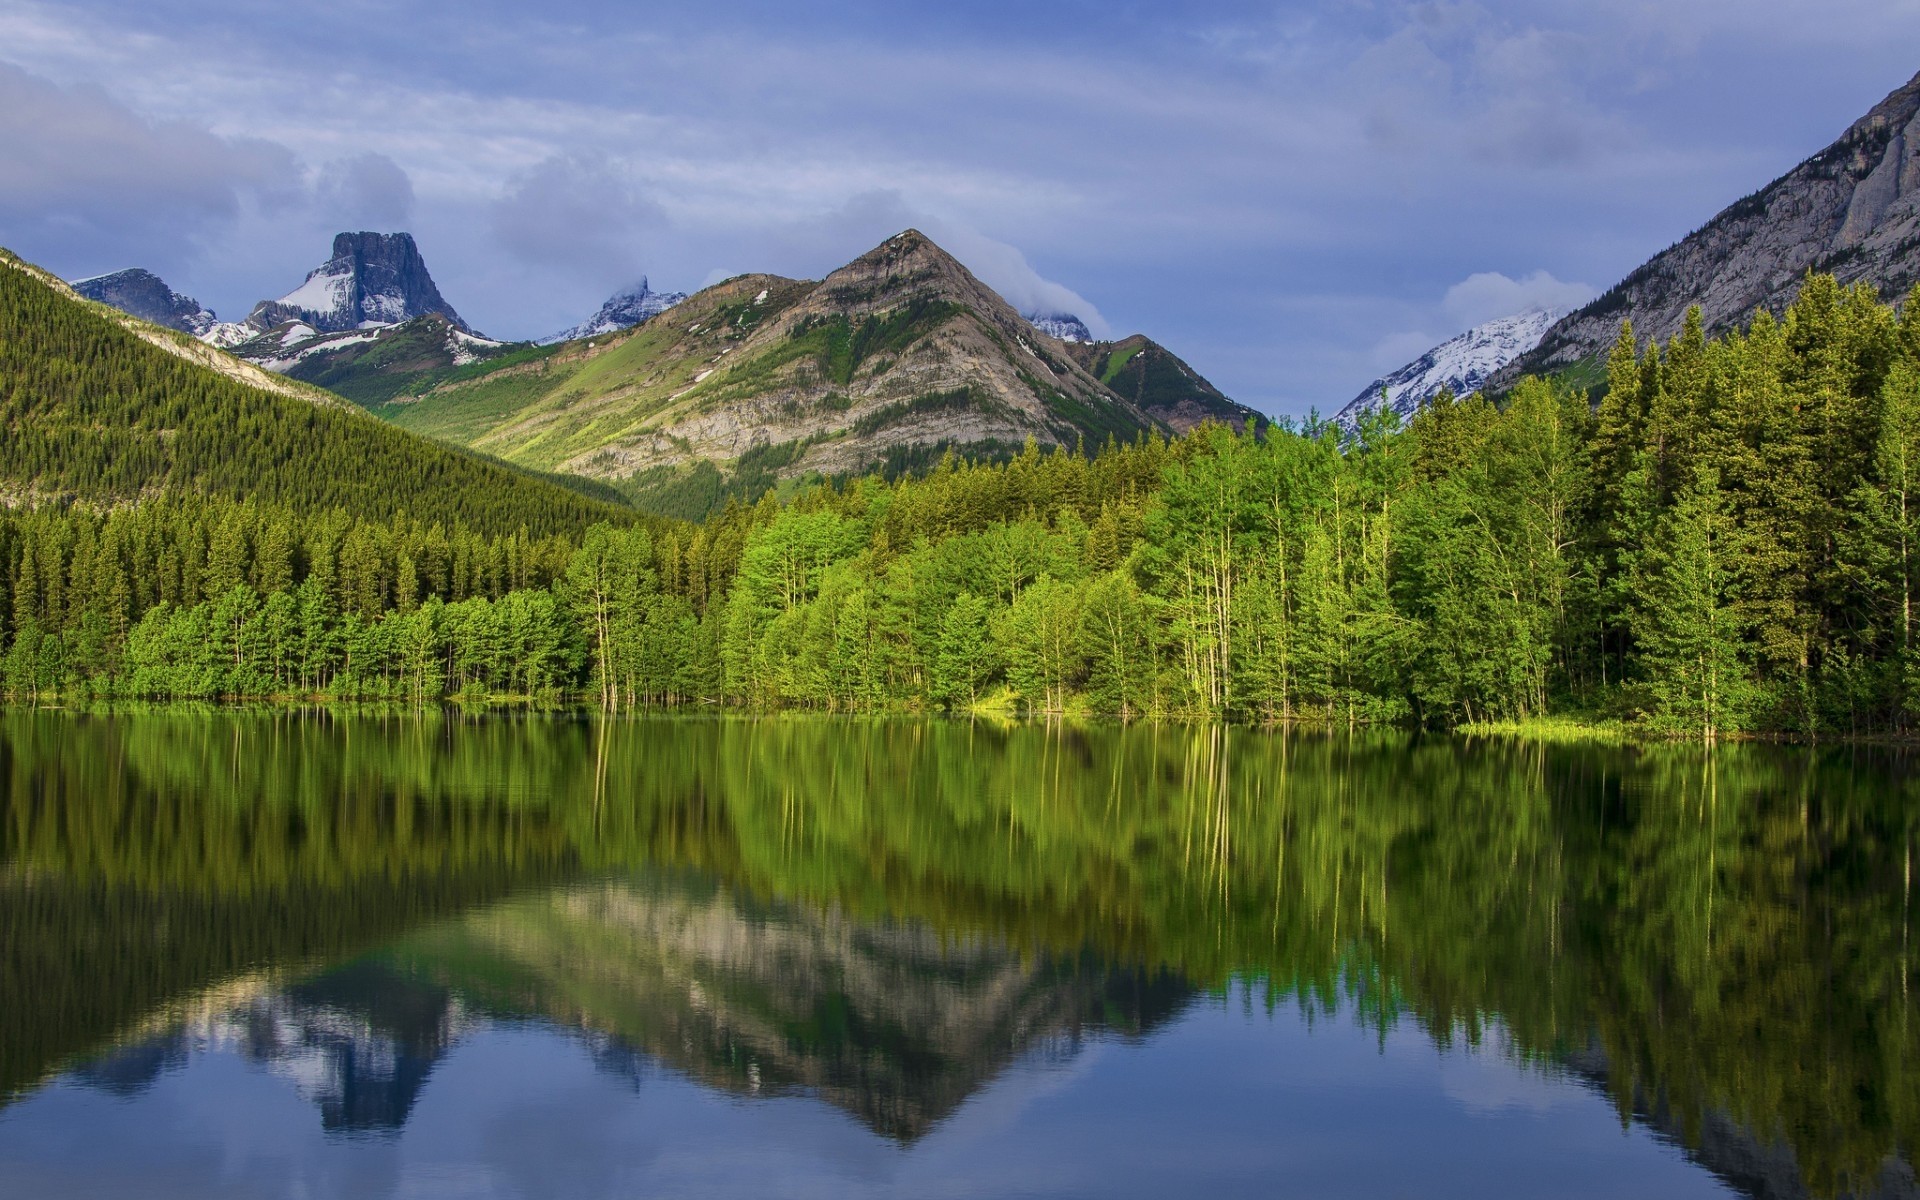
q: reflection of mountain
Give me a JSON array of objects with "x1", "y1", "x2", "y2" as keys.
[
  {"x1": 1559, "y1": 1043, "x2": 1920, "y2": 1200},
  {"x1": 64, "y1": 874, "x2": 1190, "y2": 1143},
  {"x1": 69, "y1": 961, "x2": 468, "y2": 1136},
  {"x1": 231, "y1": 962, "x2": 464, "y2": 1133},
  {"x1": 400, "y1": 875, "x2": 1190, "y2": 1141}
]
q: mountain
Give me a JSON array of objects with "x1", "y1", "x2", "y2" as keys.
[
  {"x1": 1336, "y1": 308, "x2": 1562, "y2": 430},
  {"x1": 540, "y1": 278, "x2": 688, "y2": 345},
  {"x1": 1064, "y1": 334, "x2": 1263, "y2": 434},
  {"x1": 243, "y1": 232, "x2": 471, "y2": 335},
  {"x1": 362, "y1": 230, "x2": 1248, "y2": 517},
  {"x1": 0, "y1": 245, "x2": 627, "y2": 536},
  {"x1": 1497, "y1": 67, "x2": 1920, "y2": 386},
  {"x1": 67, "y1": 268, "x2": 245, "y2": 344},
  {"x1": 1026, "y1": 311, "x2": 1093, "y2": 343}
]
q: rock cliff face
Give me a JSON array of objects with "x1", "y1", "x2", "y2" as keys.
[
  {"x1": 1499, "y1": 68, "x2": 1920, "y2": 384},
  {"x1": 69, "y1": 268, "x2": 221, "y2": 338},
  {"x1": 245, "y1": 232, "x2": 470, "y2": 335}
]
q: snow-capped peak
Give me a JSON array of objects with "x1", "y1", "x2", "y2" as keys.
[
  {"x1": 1025, "y1": 311, "x2": 1093, "y2": 344},
  {"x1": 1335, "y1": 308, "x2": 1564, "y2": 432},
  {"x1": 541, "y1": 278, "x2": 689, "y2": 345},
  {"x1": 241, "y1": 232, "x2": 470, "y2": 338}
]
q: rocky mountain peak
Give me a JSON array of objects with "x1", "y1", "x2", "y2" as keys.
[
  {"x1": 1026, "y1": 312, "x2": 1093, "y2": 343},
  {"x1": 70, "y1": 268, "x2": 220, "y2": 337},
  {"x1": 541, "y1": 277, "x2": 689, "y2": 345},
  {"x1": 807, "y1": 229, "x2": 1014, "y2": 323},
  {"x1": 245, "y1": 231, "x2": 470, "y2": 335}
]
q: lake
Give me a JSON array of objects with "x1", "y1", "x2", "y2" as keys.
[{"x1": 0, "y1": 711, "x2": 1913, "y2": 1199}]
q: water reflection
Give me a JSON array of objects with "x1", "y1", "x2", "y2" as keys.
[{"x1": 0, "y1": 711, "x2": 1915, "y2": 1198}]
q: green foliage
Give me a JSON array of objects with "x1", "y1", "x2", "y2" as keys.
[{"x1": 8, "y1": 260, "x2": 1920, "y2": 734}]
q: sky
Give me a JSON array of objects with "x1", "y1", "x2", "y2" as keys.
[{"x1": 3, "y1": 1, "x2": 1918, "y2": 417}]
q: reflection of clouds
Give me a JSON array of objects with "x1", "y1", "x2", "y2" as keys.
[{"x1": 1438, "y1": 1045, "x2": 1577, "y2": 1117}]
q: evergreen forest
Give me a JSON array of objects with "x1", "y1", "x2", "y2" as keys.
[{"x1": 6, "y1": 261, "x2": 1920, "y2": 738}]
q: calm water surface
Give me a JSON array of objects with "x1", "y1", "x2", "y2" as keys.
[{"x1": 0, "y1": 712, "x2": 1914, "y2": 1199}]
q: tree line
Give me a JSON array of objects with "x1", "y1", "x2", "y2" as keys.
[{"x1": 4, "y1": 272, "x2": 1919, "y2": 736}]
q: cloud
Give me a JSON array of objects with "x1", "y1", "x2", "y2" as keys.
[
  {"x1": 0, "y1": 60, "x2": 297, "y2": 275},
  {"x1": 927, "y1": 221, "x2": 1112, "y2": 336},
  {"x1": 489, "y1": 154, "x2": 668, "y2": 286},
  {"x1": 1441, "y1": 269, "x2": 1595, "y2": 329},
  {"x1": 315, "y1": 153, "x2": 414, "y2": 229},
  {"x1": 1367, "y1": 329, "x2": 1443, "y2": 372}
]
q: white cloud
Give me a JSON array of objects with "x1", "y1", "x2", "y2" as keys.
[
  {"x1": 1442, "y1": 269, "x2": 1595, "y2": 329},
  {"x1": 315, "y1": 153, "x2": 414, "y2": 230},
  {"x1": 489, "y1": 154, "x2": 668, "y2": 285},
  {"x1": 1367, "y1": 329, "x2": 1443, "y2": 372},
  {"x1": 0, "y1": 60, "x2": 297, "y2": 276}
]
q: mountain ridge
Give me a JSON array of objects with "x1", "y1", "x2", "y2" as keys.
[
  {"x1": 1336, "y1": 308, "x2": 1561, "y2": 430},
  {"x1": 1496, "y1": 67, "x2": 1920, "y2": 385},
  {"x1": 352, "y1": 229, "x2": 1257, "y2": 516}
]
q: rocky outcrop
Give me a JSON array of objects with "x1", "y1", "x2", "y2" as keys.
[
  {"x1": 70, "y1": 268, "x2": 220, "y2": 338},
  {"x1": 245, "y1": 232, "x2": 470, "y2": 335},
  {"x1": 1499, "y1": 68, "x2": 1920, "y2": 384},
  {"x1": 1026, "y1": 311, "x2": 1093, "y2": 343}
]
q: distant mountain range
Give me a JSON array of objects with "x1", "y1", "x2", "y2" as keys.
[
  {"x1": 1025, "y1": 311, "x2": 1093, "y2": 343},
  {"x1": 67, "y1": 228, "x2": 1250, "y2": 516},
  {"x1": 69, "y1": 268, "x2": 241, "y2": 346}
]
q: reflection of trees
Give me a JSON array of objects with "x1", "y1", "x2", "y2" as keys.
[{"x1": 1, "y1": 712, "x2": 1916, "y2": 1193}]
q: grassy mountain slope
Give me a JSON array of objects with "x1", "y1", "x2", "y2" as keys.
[
  {"x1": 0, "y1": 248, "x2": 630, "y2": 537},
  {"x1": 348, "y1": 232, "x2": 1184, "y2": 514}
]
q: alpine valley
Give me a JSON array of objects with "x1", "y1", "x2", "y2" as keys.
[{"x1": 73, "y1": 229, "x2": 1257, "y2": 518}]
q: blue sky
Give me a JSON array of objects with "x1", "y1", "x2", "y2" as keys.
[{"x1": 3, "y1": 0, "x2": 1918, "y2": 415}]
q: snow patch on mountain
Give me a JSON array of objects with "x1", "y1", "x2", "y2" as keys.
[
  {"x1": 1336, "y1": 308, "x2": 1563, "y2": 432},
  {"x1": 1025, "y1": 312, "x2": 1093, "y2": 343},
  {"x1": 200, "y1": 321, "x2": 255, "y2": 349},
  {"x1": 542, "y1": 279, "x2": 688, "y2": 345},
  {"x1": 275, "y1": 265, "x2": 355, "y2": 323}
]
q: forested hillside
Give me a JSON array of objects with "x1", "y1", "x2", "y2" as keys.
[
  {"x1": 4, "y1": 265, "x2": 1919, "y2": 738},
  {"x1": 0, "y1": 253, "x2": 630, "y2": 537}
]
